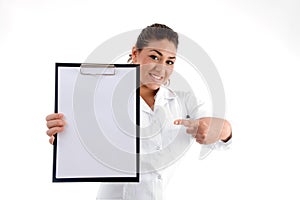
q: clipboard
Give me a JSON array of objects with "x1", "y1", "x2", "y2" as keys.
[{"x1": 53, "y1": 63, "x2": 140, "y2": 182}]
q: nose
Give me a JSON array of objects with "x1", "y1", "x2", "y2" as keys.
[{"x1": 153, "y1": 63, "x2": 165, "y2": 72}]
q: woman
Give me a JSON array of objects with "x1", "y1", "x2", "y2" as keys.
[{"x1": 46, "y1": 23, "x2": 232, "y2": 200}]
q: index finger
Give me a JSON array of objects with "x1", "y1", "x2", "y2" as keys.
[
  {"x1": 45, "y1": 113, "x2": 64, "y2": 121},
  {"x1": 174, "y1": 119, "x2": 195, "y2": 127}
]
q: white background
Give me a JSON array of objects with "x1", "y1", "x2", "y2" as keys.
[{"x1": 1, "y1": 0, "x2": 299, "y2": 199}]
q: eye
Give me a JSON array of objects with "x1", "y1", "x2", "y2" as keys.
[
  {"x1": 150, "y1": 55, "x2": 159, "y2": 61},
  {"x1": 166, "y1": 60, "x2": 174, "y2": 65}
]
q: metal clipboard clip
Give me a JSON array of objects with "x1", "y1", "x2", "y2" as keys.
[{"x1": 80, "y1": 63, "x2": 115, "y2": 75}]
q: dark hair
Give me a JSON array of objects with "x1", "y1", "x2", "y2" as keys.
[
  {"x1": 128, "y1": 23, "x2": 179, "y2": 62},
  {"x1": 136, "y1": 23, "x2": 178, "y2": 50}
]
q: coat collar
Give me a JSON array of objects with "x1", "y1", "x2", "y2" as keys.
[{"x1": 141, "y1": 86, "x2": 177, "y2": 114}]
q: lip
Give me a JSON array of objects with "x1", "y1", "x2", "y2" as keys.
[{"x1": 149, "y1": 73, "x2": 164, "y2": 83}]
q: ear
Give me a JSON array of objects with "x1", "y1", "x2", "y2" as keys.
[{"x1": 131, "y1": 46, "x2": 139, "y2": 63}]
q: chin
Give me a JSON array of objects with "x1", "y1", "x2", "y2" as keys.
[{"x1": 145, "y1": 83, "x2": 161, "y2": 90}]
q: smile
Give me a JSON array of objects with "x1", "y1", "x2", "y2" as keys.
[{"x1": 149, "y1": 73, "x2": 163, "y2": 81}]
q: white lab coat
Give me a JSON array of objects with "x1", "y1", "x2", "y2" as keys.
[{"x1": 97, "y1": 86, "x2": 231, "y2": 200}]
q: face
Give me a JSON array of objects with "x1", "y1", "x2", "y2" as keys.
[{"x1": 132, "y1": 39, "x2": 177, "y2": 91}]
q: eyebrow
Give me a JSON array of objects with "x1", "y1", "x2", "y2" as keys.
[{"x1": 150, "y1": 49, "x2": 176, "y2": 59}]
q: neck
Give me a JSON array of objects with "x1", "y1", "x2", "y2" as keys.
[{"x1": 140, "y1": 85, "x2": 159, "y2": 109}]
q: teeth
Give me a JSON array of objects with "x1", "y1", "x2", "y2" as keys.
[{"x1": 151, "y1": 73, "x2": 162, "y2": 80}]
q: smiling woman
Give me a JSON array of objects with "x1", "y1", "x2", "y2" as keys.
[
  {"x1": 132, "y1": 39, "x2": 177, "y2": 108},
  {"x1": 45, "y1": 23, "x2": 232, "y2": 200}
]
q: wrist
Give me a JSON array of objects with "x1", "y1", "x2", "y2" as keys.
[
  {"x1": 221, "y1": 132, "x2": 232, "y2": 143},
  {"x1": 220, "y1": 120, "x2": 232, "y2": 142}
]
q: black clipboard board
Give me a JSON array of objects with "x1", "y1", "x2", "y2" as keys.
[{"x1": 53, "y1": 63, "x2": 140, "y2": 182}]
